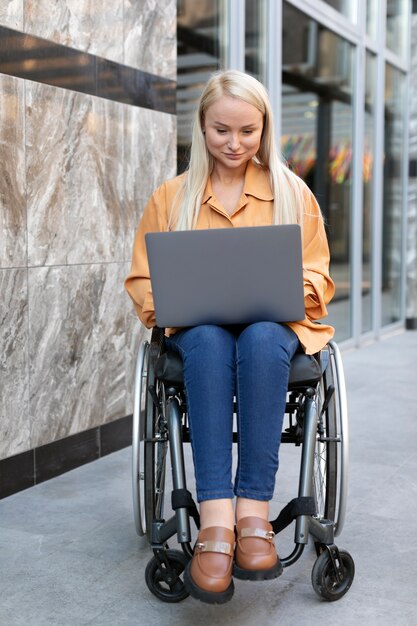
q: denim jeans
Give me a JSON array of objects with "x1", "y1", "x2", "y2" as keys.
[{"x1": 165, "y1": 322, "x2": 300, "y2": 503}]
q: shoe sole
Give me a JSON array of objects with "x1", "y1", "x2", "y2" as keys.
[
  {"x1": 233, "y1": 559, "x2": 284, "y2": 581},
  {"x1": 184, "y1": 562, "x2": 234, "y2": 604}
]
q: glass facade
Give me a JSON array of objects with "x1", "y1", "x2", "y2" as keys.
[
  {"x1": 382, "y1": 63, "x2": 405, "y2": 326},
  {"x1": 362, "y1": 51, "x2": 377, "y2": 333},
  {"x1": 245, "y1": 0, "x2": 267, "y2": 82},
  {"x1": 386, "y1": 0, "x2": 409, "y2": 58},
  {"x1": 321, "y1": 0, "x2": 357, "y2": 22},
  {"x1": 366, "y1": 0, "x2": 378, "y2": 40},
  {"x1": 176, "y1": 0, "x2": 410, "y2": 346},
  {"x1": 177, "y1": 0, "x2": 226, "y2": 172},
  {"x1": 282, "y1": 3, "x2": 355, "y2": 340}
]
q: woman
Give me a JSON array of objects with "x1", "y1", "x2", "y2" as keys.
[{"x1": 125, "y1": 70, "x2": 334, "y2": 604}]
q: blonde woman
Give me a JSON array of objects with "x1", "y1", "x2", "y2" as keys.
[{"x1": 125, "y1": 70, "x2": 334, "y2": 604}]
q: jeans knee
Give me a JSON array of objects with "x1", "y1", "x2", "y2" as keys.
[
  {"x1": 239, "y1": 322, "x2": 284, "y2": 349},
  {"x1": 186, "y1": 324, "x2": 234, "y2": 349},
  {"x1": 238, "y1": 322, "x2": 296, "y2": 364},
  {"x1": 240, "y1": 321, "x2": 279, "y2": 341}
]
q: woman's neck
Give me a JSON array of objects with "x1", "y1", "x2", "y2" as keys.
[
  {"x1": 210, "y1": 162, "x2": 248, "y2": 216},
  {"x1": 211, "y1": 162, "x2": 248, "y2": 186}
]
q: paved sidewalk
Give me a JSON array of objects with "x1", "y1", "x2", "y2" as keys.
[{"x1": 1, "y1": 330, "x2": 417, "y2": 626}]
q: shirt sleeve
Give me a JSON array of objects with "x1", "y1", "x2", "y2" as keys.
[
  {"x1": 124, "y1": 183, "x2": 169, "y2": 328},
  {"x1": 301, "y1": 188, "x2": 335, "y2": 321}
]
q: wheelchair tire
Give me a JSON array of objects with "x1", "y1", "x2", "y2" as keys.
[
  {"x1": 313, "y1": 351, "x2": 338, "y2": 523},
  {"x1": 132, "y1": 340, "x2": 149, "y2": 537},
  {"x1": 145, "y1": 549, "x2": 190, "y2": 603},
  {"x1": 329, "y1": 341, "x2": 349, "y2": 537},
  {"x1": 144, "y1": 330, "x2": 168, "y2": 542},
  {"x1": 313, "y1": 341, "x2": 349, "y2": 537},
  {"x1": 311, "y1": 548, "x2": 355, "y2": 601}
]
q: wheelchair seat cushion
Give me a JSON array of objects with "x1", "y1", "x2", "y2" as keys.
[
  {"x1": 288, "y1": 353, "x2": 322, "y2": 388},
  {"x1": 154, "y1": 350, "x2": 322, "y2": 389}
]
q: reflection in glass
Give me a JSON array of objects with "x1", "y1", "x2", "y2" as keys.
[
  {"x1": 320, "y1": 0, "x2": 357, "y2": 21},
  {"x1": 362, "y1": 51, "x2": 376, "y2": 333},
  {"x1": 386, "y1": 0, "x2": 409, "y2": 58},
  {"x1": 282, "y1": 2, "x2": 355, "y2": 341},
  {"x1": 382, "y1": 64, "x2": 405, "y2": 326},
  {"x1": 245, "y1": 0, "x2": 267, "y2": 83},
  {"x1": 366, "y1": 0, "x2": 378, "y2": 39},
  {"x1": 177, "y1": 0, "x2": 226, "y2": 172}
]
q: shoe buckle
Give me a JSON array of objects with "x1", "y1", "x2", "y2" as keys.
[
  {"x1": 195, "y1": 540, "x2": 233, "y2": 555},
  {"x1": 241, "y1": 528, "x2": 275, "y2": 542}
]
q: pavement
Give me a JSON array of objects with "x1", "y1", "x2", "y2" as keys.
[{"x1": 1, "y1": 329, "x2": 417, "y2": 626}]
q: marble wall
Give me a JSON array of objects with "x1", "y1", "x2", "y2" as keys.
[
  {"x1": 0, "y1": 1, "x2": 177, "y2": 461},
  {"x1": 21, "y1": 0, "x2": 176, "y2": 79}
]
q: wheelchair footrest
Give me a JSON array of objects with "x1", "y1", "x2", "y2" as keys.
[
  {"x1": 271, "y1": 497, "x2": 317, "y2": 535},
  {"x1": 171, "y1": 488, "x2": 200, "y2": 529}
]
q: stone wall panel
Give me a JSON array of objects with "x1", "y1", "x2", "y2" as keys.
[
  {"x1": 0, "y1": 268, "x2": 29, "y2": 458},
  {"x1": 0, "y1": 74, "x2": 26, "y2": 268},
  {"x1": 26, "y1": 83, "x2": 124, "y2": 267}
]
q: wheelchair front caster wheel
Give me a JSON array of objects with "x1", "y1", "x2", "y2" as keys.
[
  {"x1": 145, "y1": 549, "x2": 190, "y2": 603},
  {"x1": 311, "y1": 548, "x2": 355, "y2": 601}
]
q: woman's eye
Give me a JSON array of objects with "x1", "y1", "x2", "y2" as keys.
[
  {"x1": 216, "y1": 129, "x2": 227, "y2": 134},
  {"x1": 243, "y1": 130, "x2": 253, "y2": 134}
]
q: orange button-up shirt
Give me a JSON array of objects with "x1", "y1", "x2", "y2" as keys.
[{"x1": 125, "y1": 160, "x2": 335, "y2": 355}]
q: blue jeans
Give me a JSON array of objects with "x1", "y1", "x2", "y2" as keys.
[{"x1": 165, "y1": 322, "x2": 300, "y2": 503}]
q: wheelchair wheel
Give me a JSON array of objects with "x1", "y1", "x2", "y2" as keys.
[
  {"x1": 313, "y1": 342, "x2": 349, "y2": 536},
  {"x1": 313, "y1": 349, "x2": 338, "y2": 523},
  {"x1": 144, "y1": 330, "x2": 168, "y2": 541},
  {"x1": 132, "y1": 340, "x2": 149, "y2": 537},
  {"x1": 145, "y1": 549, "x2": 189, "y2": 603},
  {"x1": 311, "y1": 548, "x2": 355, "y2": 601},
  {"x1": 132, "y1": 329, "x2": 168, "y2": 540}
]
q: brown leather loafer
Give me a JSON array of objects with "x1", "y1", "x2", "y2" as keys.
[
  {"x1": 184, "y1": 526, "x2": 235, "y2": 604},
  {"x1": 233, "y1": 516, "x2": 283, "y2": 581}
]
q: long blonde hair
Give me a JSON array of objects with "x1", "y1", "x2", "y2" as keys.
[{"x1": 172, "y1": 70, "x2": 305, "y2": 231}]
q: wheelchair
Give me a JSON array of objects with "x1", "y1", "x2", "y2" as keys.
[{"x1": 131, "y1": 327, "x2": 355, "y2": 603}]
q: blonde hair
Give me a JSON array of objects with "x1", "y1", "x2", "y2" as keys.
[{"x1": 172, "y1": 70, "x2": 305, "y2": 231}]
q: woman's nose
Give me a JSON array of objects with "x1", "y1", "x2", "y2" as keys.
[{"x1": 228, "y1": 134, "x2": 240, "y2": 150}]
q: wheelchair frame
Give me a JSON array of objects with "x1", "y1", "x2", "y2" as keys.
[{"x1": 132, "y1": 328, "x2": 354, "y2": 602}]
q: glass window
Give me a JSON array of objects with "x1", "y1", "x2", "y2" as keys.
[
  {"x1": 366, "y1": 0, "x2": 378, "y2": 39},
  {"x1": 282, "y1": 2, "x2": 355, "y2": 342},
  {"x1": 382, "y1": 63, "x2": 405, "y2": 326},
  {"x1": 320, "y1": 0, "x2": 357, "y2": 22},
  {"x1": 362, "y1": 51, "x2": 377, "y2": 333},
  {"x1": 177, "y1": 0, "x2": 226, "y2": 172},
  {"x1": 386, "y1": 0, "x2": 409, "y2": 59},
  {"x1": 245, "y1": 0, "x2": 267, "y2": 83}
]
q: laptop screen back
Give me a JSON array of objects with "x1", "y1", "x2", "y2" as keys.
[{"x1": 145, "y1": 225, "x2": 305, "y2": 328}]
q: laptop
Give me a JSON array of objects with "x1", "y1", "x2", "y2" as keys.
[{"x1": 145, "y1": 225, "x2": 305, "y2": 328}]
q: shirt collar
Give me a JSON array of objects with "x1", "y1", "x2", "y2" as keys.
[{"x1": 202, "y1": 159, "x2": 274, "y2": 204}]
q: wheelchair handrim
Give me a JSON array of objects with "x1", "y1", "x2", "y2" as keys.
[
  {"x1": 132, "y1": 340, "x2": 149, "y2": 537},
  {"x1": 329, "y1": 340, "x2": 349, "y2": 537}
]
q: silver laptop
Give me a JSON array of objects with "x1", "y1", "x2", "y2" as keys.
[{"x1": 145, "y1": 225, "x2": 305, "y2": 328}]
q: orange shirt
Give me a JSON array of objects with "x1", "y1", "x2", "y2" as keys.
[{"x1": 125, "y1": 160, "x2": 335, "y2": 355}]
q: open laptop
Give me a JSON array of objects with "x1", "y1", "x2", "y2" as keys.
[{"x1": 145, "y1": 225, "x2": 305, "y2": 328}]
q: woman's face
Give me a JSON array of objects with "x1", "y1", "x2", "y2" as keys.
[{"x1": 202, "y1": 95, "x2": 264, "y2": 172}]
